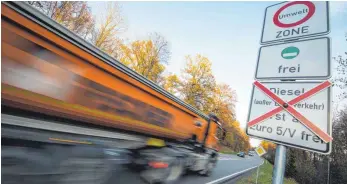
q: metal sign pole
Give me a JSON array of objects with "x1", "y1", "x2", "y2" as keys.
[{"x1": 272, "y1": 144, "x2": 287, "y2": 184}]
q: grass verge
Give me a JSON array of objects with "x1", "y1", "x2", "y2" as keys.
[{"x1": 236, "y1": 159, "x2": 297, "y2": 184}]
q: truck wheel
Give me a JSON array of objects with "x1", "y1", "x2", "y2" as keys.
[
  {"x1": 140, "y1": 158, "x2": 185, "y2": 184},
  {"x1": 57, "y1": 147, "x2": 112, "y2": 184},
  {"x1": 58, "y1": 157, "x2": 111, "y2": 184},
  {"x1": 199, "y1": 158, "x2": 216, "y2": 177},
  {"x1": 166, "y1": 159, "x2": 185, "y2": 183},
  {"x1": 1, "y1": 147, "x2": 55, "y2": 184}
]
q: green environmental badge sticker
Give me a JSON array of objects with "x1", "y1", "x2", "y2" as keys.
[{"x1": 281, "y1": 46, "x2": 300, "y2": 59}]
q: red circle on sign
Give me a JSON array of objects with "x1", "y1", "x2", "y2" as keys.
[{"x1": 273, "y1": 1, "x2": 315, "y2": 28}]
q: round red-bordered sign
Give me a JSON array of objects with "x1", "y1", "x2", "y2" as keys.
[{"x1": 273, "y1": 1, "x2": 315, "y2": 28}]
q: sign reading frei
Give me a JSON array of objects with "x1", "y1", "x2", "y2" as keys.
[
  {"x1": 261, "y1": 1, "x2": 329, "y2": 44},
  {"x1": 255, "y1": 146, "x2": 267, "y2": 157},
  {"x1": 246, "y1": 81, "x2": 332, "y2": 154},
  {"x1": 255, "y1": 37, "x2": 330, "y2": 80}
]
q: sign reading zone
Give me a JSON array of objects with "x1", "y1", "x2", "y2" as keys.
[
  {"x1": 261, "y1": 1, "x2": 329, "y2": 44},
  {"x1": 246, "y1": 81, "x2": 331, "y2": 154}
]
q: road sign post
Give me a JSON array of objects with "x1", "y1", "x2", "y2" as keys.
[
  {"x1": 250, "y1": 1, "x2": 331, "y2": 183},
  {"x1": 272, "y1": 145, "x2": 287, "y2": 184}
]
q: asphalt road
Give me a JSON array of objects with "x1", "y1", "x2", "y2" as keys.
[{"x1": 107, "y1": 154, "x2": 264, "y2": 184}]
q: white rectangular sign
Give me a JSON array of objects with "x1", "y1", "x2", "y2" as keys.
[
  {"x1": 246, "y1": 82, "x2": 331, "y2": 154},
  {"x1": 255, "y1": 37, "x2": 330, "y2": 80},
  {"x1": 261, "y1": 1, "x2": 329, "y2": 44}
]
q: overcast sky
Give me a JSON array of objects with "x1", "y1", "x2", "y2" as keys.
[{"x1": 89, "y1": 1, "x2": 347, "y2": 146}]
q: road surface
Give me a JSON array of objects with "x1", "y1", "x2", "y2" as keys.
[{"x1": 107, "y1": 154, "x2": 264, "y2": 184}]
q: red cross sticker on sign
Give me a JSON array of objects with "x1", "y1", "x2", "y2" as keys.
[
  {"x1": 248, "y1": 80, "x2": 332, "y2": 142},
  {"x1": 247, "y1": 81, "x2": 332, "y2": 153}
]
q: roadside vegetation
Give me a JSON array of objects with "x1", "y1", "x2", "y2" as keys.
[
  {"x1": 28, "y1": 1, "x2": 251, "y2": 152},
  {"x1": 236, "y1": 160, "x2": 297, "y2": 184}
]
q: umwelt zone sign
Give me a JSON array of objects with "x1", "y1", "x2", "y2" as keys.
[{"x1": 261, "y1": 1, "x2": 329, "y2": 44}]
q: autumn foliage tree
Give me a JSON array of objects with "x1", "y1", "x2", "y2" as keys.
[
  {"x1": 119, "y1": 33, "x2": 171, "y2": 83},
  {"x1": 162, "y1": 74, "x2": 181, "y2": 95},
  {"x1": 222, "y1": 120, "x2": 250, "y2": 152},
  {"x1": 210, "y1": 84, "x2": 237, "y2": 124},
  {"x1": 171, "y1": 54, "x2": 249, "y2": 151},
  {"x1": 179, "y1": 55, "x2": 216, "y2": 113},
  {"x1": 260, "y1": 140, "x2": 276, "y2": 151},
  {"x1": 28, "y1": 1, "x2": 95, "y2": 39},
  {"x1": 29, "y1": 1, "x2": 126, "y2": 59},
  {"x1": 260, "y1": 140, "x2": 276, "y2": 164}
]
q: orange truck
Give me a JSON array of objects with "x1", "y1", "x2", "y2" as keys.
[{"x1": 1, "y1": 2, "x2": 226, "y2": 183}]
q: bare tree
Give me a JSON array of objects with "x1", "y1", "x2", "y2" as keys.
[
  {"x1": 330, "y1": 108, "x2": 347, "y2": 184},
  {"x1": 332, "y1": 33, "x2": 347, "y2": 101},
  {"x1": 150, "y1": 32, "x2": 171, "y2": 65},
  {"x1": 91, "y1": 2, "x2": 127, "y2": 59}
]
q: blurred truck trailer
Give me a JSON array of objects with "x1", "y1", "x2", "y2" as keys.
[{"x1": 1, "y1": 2, "x2": 226, "y2": 184}]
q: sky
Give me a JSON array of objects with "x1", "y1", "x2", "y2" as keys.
[{"x1": 88, "y1": 1, "x2": 347, "y2": 147}]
